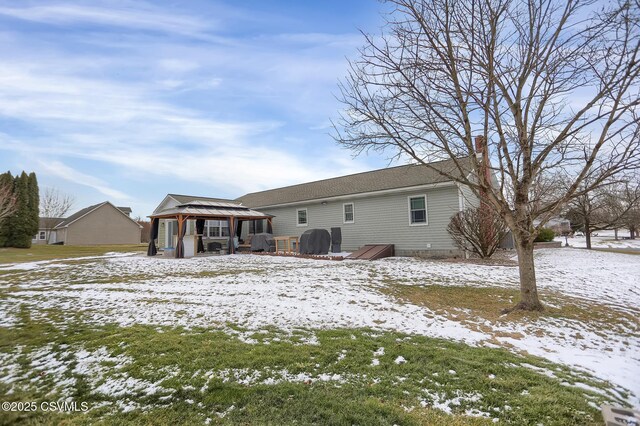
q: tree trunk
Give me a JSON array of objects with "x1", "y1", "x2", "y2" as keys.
[
  {"x1": 614, "y1": 228, "x2": 618, "y2": 240},
  {"x1": 508, "y1": 233, "x2": 544, "y2": 312},
  {"x1": 585, "y1": 219, "x2": 592, "y2": 249}
]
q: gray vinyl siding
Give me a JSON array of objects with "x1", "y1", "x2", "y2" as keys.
[
  {"x1": 458, "y1": 184, "x2": 480, "y2": 209},
  {"x1": 158, "y1": 220, "x2": 166, "y2": 248},
  {"x1": 259, "y1": 185, "x2": 463, "y2": 254},
  {"x1": 62, "y1": 204, "x2": 141, "y2": 245}
]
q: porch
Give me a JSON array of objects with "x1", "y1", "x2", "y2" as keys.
[{"x1": 147, "y1": 200, "x2": 273, "y2": 258}]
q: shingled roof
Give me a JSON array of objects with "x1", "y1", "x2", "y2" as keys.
[
  {"x1": 167, "y1": 194, "x2": 235, "y2": 204},
  {"x1": 39, "y1": 217, "x2": 65, "y2": 229},
  {"x1": 54, "y1": 202, "x2": 105, "y2": 228},
  {"x1": 55, "y1": 201, "x2": 142, "y2": 229},
  {"x1": 237, "y1": 157, "x2": 474, "y2": 208}
]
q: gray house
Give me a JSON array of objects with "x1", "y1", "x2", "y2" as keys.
[
  {"x1": 51, "y1": 202, "x2": 142, "y2": 245},
  {"x1": 236, "y1": 157, "x2": 478, "y2": 256}
]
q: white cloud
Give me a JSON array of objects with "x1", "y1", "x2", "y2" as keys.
[
  {"x1": 38, "y1": 160, "x2": 132, "y2": 201},
  {"x1": 0, "y1": 2, "x2": 379, "y2": 214},
  {"x1": 158, "y1": 59, "x2": 200, "y2": 73},
  {"x1": 0, "y1": 61, "x2": 367, "y2": 197},
  {"x1": 0, "y1": 3, "x2": 213, "y2": 37}
]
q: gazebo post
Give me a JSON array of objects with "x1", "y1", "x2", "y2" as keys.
[
  {"x1": 228, "y1": 216, "x2": 235, "y2": 254},
  {"x1": 177, "y1": 214, "x2": 185, "y2": 258}
]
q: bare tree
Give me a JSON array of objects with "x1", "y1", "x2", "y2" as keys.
[
  {"x1": 448, "y1": 207, "x2": 508, "y2": 258},
  {"x1": 615, "y1": 178, "x2": 640, "y2": 239},
  {"x1": 334, "y1": 0, "x2": 640, "y2": 311},
  {"x1": 40, "y1": 188, "x2": 74, "y2": 244},
  {"x1": 565, "y1": 177, "x2": 640, "y2": 247},
  {"x1": 135, "y1": 216, "x2": 151, "y2": 243},
  {"x1": 0, "y1": 181, "x2": 17, "y2": 223}
]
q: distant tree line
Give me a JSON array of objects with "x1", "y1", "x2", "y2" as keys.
[
  {"x1": 0, "y1": 171, "x2": 39, "y2": 248},
  {"x1": 564, "y1": 178, "x2": 640, "y2": 249}
]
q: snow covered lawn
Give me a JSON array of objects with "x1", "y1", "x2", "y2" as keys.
[
  {"x1": 555, "y1": 229, "x2": 640, "y2": 250},
  {"x1": 0, "y1": 247, "x2": 638, "y2": 423}
]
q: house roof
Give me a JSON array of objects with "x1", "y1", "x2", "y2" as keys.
[
  {"x1": 38, "y1": 217, "x2": 65, "y2": 229},
  {"x1": 117, "y1": 206, "x2": 132, "y2": 215},
  {"x1": 237, "y1": 157, "x2": 474, "y2": 208},
  {"x1": 54, "y1": 202, "x2": 104, "y2": 228},
  {"x1": 55, "y1": 201, "x2": 143, "y2": 229},
  {"x1": 168, "y1": 194, "x2": 235, "y2": 204},
  {"x1": 150, "y1": 200, "x2": 273, "y2": 220}
]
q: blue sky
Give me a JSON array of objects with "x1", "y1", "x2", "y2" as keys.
[{"x1": 0, "y1": 0, "x2": 390, "y2": 218}]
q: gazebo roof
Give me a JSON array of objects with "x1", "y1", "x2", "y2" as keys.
[{"x1": 149, "y1": 200, "x2": 273, "y2": 220}]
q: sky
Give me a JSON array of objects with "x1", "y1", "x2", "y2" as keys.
[{"x1": 0, "y1": 0, "x2": 391, "y2": 218}]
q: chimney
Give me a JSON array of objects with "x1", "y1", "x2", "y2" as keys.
[{"x1": 475, "y1": 135, "x2": 484, "y2": 154}]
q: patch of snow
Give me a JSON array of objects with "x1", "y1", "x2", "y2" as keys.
[{"x1": 1, "y1": 250, "x2": 638, "y2": 405}]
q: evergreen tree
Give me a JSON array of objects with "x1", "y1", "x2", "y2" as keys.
[
  {"x1": 27, "y1": 172, "x2": 40, "y2": 240},
  {"x1": 0, "y1": 171, "x2": 13, "y2": 247},
  {"x1": 7, "y1": 172, "x2": 32, "y2": 248}
]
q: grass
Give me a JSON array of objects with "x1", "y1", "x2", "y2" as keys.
[
  {"x1": 593, "y1": 248, "x2": 640, "y2": 255},
  {"x1": 0, "y1": 244, "x2": 146, "y2": 264},
  {"x1": 380, "y1": 284, "x2": 639, "y2": 338},
  {"x1": 0, "y1": 308, "x2": 622, "y2": 426},
  {"x1": 0, "y1": 246, "x2": 635, "y2": 424}
]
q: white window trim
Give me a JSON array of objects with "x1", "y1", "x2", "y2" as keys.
[
  {"x1": 458, "y1": 187, "x2": 466, "y2": 211},
  {"x1": 343, "y1": 202, "x2": 355, "y2": 224},
  {"x1": 408, "y1": 195, "x2": 428, "y2": 226},
  {"x1": 39, "y1": 231, "x2": 47, "y2": 240},
  {"x1": 296, "y1": 208, "x2": 308, "y2": 227},
  {"x1": 205, "y1": 220, "x2": 229, "y2": 238}
]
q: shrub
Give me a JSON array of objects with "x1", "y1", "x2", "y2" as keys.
[
  {"x1": 535, "y1": 228, "x2": 555, "y2": 242},
  {"x1": 447, "y1": 206, "x2": 508, "y2": 258}
]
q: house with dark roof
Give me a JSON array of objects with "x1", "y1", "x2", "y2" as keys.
[
  {"x1": 236, "y1": 157, "x2": 478, "y2": 256},
  {"x1": 152, "y1": 158, "x2": 480, "y2": 256},
  {"x1": 44, "y1": 202, "x2": 142, "y2": 245}
]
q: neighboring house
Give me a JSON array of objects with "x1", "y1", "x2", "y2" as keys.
[
  {"x1": 236, "y1": 157, "x2": 479, "y2": 256},
  {"x1": 153, "y1": 194, "x2": 237, "y2": 249},
  {"x1": 51, "y1": 202, "x2": 142, "y2": 245},
  {"x1": 117, "y1": 207, "x2": 132, "y2": 217},
  {"x1": 534, "y1": 217, "x2": 571, "y2": 235},
  {"x1": 32, "y1": 217, "x2": 65, "y2": 245}
]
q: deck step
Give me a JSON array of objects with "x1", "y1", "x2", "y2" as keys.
[{"x1": 346, "y1": 244, "x2": 394, "y2": 260}]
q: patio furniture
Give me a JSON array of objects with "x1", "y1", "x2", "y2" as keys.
[
  {"x1": 251, "y1": 233, "x2": 275, "y2": 252},
  {"x1": 207, "y1": 242, "x2": 222, "y2": 253},
  {"x1": 274, "y1": 236, "x2": 299, "y2": 253},
  {"x1": 238, "y1": 234, "x2": 254, "y2": 252}
]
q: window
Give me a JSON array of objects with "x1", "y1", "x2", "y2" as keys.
[
  {"x1": 343, "y1": 203, "x2": 354, "y2": 223},
  {"x1": 249, "y1": 220, "x2": 264, "y2": 234},
  {"x1": 205, "y1": 220, "x2": 229, "y2": 237},
  {"x1": 297, "y1": 208, "x2": 308, "y2": 226},
  {"x1": 39, "y1": 231, "x2": 46, "y2": 240},
  {"x1": 408, "y1": 195, "x2": 428, "y2": 225}
]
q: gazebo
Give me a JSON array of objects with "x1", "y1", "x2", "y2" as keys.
[{"x1": 147, "y1": 200, "x2": 273, "y2": 258}]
